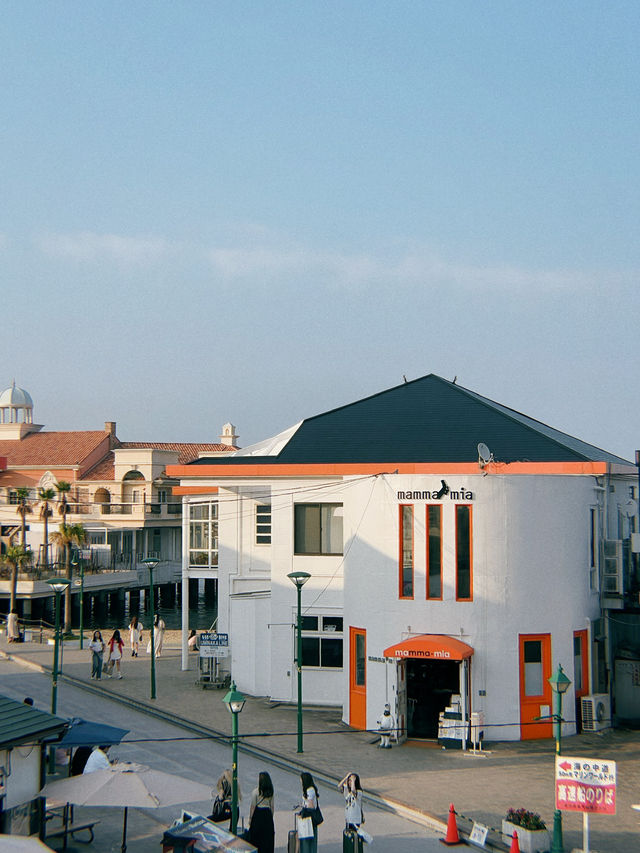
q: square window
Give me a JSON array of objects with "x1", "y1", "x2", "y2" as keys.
[{"x1": 294, "y1": 504, "x2": 343, "y2": 555}]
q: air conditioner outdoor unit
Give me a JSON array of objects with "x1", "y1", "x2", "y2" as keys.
[{"x1": 581, "y1": 694, "x2": 611, "y2": 733}]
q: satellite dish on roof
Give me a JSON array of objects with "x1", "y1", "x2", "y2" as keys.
[
  {"x1": 624, "y1": 499, "x2": 637, "y2": 517},
  {"x1": 477, "y1": 443, "x2": 494, "y2": 467}
]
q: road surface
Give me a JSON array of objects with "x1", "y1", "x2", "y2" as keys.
[{"x1": 2, "y1": 658, "x2": 447, "y2": 851}]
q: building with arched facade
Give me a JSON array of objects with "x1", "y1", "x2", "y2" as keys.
[{"x1": 0, "y1": 382, "x2": 238, "y2": 617}]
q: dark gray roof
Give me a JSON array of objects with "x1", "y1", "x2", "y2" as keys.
[
  {"x1": 192, "y1": 374, "x2": 632, "y2": 467},
  {"x1": 0, "y1": 694, "x2": 67, "y2": 748}
]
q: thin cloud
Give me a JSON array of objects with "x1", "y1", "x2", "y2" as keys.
[
  {"x1": 207, "y1": 241, "x2": 624, "y2": 294},
  {"x1": 35, "y1": 228, "x2": 634, "y2": 294},
  {"x1": 38, "y1": 231, "x2": 172, "y2": 265}
]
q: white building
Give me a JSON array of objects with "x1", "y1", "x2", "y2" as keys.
[{"x1": 169, "y1": 375, "x2": 639, "y2": 742}]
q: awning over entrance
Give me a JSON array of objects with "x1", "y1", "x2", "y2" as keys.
[{"x1": 383, "y1": 634, "x2": 474, "y2": 661}]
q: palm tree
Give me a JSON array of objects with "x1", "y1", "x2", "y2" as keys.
[
  {"x1": 14, "y1": 487, "x2": 32, "y2": 548},
  {"x1": 3, "y1": 543, "x2": 33, "y2": 613},
  {"x1": 51, "y1": 522, "x2": 87, "y2": 633},
  {"x1": 38, "y1": 488, "x2": 55, "y2": 570},
  {"x1": 55, "y1": 480, "x2": 72, "y2": 525}
]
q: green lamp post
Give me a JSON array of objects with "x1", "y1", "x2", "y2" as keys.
[
  {"x1": 549, "y1": 663, "x2": 571, "y2": 853},
  {"x1": 142, "y1": 558, "x2": 159, "y2": 700},
  {"x1": 46, "y1": 577, "x2": 70, "y2": 772},
  {"x1": 222, "y1": 681, "x2": 246, "y2": 835},
  {"x1": 287, "y1": 571, "x2": 311, "y2": 754},
  {"x1": 71, "y1": 551, "x2": 85, "y2": 650}
]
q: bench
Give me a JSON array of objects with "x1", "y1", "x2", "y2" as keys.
[{"x1": 46, "y1": 819, "x2": 100, "y2": 844}]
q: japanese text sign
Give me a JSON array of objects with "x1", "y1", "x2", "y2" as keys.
[{"x1": 555, "y1": 756, "x2": 616, "y2": 815}]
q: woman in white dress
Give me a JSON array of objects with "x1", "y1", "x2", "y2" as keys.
[
  {"x1": 153, "y1": 613, "x2": 165, "y2": 656},
  {"x1": 129, "y1": 615, "x2": 143, "y2": 657}
]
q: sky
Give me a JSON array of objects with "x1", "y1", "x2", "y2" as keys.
[{"x1": 1, "y1": 2, "x2": 639, "y2": 459}]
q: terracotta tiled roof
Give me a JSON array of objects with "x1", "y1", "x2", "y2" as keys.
[
  {"x1": 79, "y1": 443, "x2": 238, "y2": 481},
  {"x1": 119, "y1": 442, "x2": 238, "y2": 464},
  {"x1": 0, "y1": 431, "x2": 109, "y2": 467},
  {"x1": 80, "y1": 451, "x2": 116, "y2": 481}
]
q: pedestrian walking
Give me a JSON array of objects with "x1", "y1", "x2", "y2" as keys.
[
  {"x1": 106, "y1": 629, "x2": 124, "y2": 678},
  {"x1": 338, "y1": 772, "x2": 364, "y2": 830},
  {"x1": 7, "y1": 610, "x2": 20, "y2": 643},
  {"x1": 88, "y1": 630, "x2": 105, "y2": 679},
  {"x1": 129, "y1": 615, "x2": 143, "y2": 657},
  {"x1": 249, "y1": 771, "x2": 275, "y2": 853},
  {"x1": 377, "y1": 702, "x2": 395, "y2": 748},
  {"x1": 298, "y1": 771, "x2": 320, "y2": 853},
  {"x1": 153, "y1": 613, "x2": 165, "y2": 657}
]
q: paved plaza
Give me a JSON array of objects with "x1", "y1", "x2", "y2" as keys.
[{"x1": 2, "y1": 633, "x2": 639, "y2": 852}]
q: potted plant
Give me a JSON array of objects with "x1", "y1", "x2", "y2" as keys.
[{"x1": 502, "y1": 808, "x2": 551, "y2": 853}]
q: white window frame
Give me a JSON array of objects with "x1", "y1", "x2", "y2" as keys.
[
  {"x1": 189, "y1": 501, "x2": 218, "y2": 568},
  {"x1": 300, "y1": 614, "x2": 344, "y2": 669},
  {"x1": 256, "y1": 503, "x2": 271, "y2": 545}
]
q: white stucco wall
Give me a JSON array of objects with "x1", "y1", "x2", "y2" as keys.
[
  {"x1": 1, "y1": 745, "x2": 41, "y2": 809},
  {"x1": 184, "y1": 466, "x2": 635, "y2": 740}
]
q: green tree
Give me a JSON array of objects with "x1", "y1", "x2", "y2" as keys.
[
  {"x1": 38, "y1": 488, "x2": 55, "y2": 570},
  {"x1": 51, "y1": 522, "x2": 87, "y2": 633},
  {"x1": 3, "y1": 544, "x2": 33, "y2": 613},
  {"x1": 14, "y1": 487, "x2": 32, "y2": 548},
  {"x1": 55, "y1": 480, "x2": 72, "y2": 525}
]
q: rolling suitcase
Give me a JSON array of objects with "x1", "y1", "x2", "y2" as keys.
[
  {"x1": 288, "y1": 828, "x2": 298, "y2": 853},
  {"x1": 343, "y1": 827, "x2": 364, "y2": 853}
]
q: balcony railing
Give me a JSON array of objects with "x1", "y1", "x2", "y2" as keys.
[{"x1": 65, "y1": 501, "x2": 182, "y2": 519}]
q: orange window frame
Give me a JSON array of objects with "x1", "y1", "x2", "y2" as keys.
[
  {"x1": 399, "y1": 504, "x2": 414, "y2": 599},
  {"x1": 426, "y1": 504, "x2": 443, "y2": 600},
  {"x1": 455, "y1": 504, "x2": 473, "y2": 601},
  {"x1": 574, "y1": 629, "x2": 589, "y2": 698}
]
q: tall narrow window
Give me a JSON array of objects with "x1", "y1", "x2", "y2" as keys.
[
  {"x1": 256, "y1": 504, "x2": 272, "y2": 544},
  {"x1": 589, "y1": 508, "x2": 599, "y2": 592},
  {"x1": 523, "y1": 639, "x2": 543, "y2": 696},
  {"x1": 426, "y1": 504, "x2": 442, "y2": 599},
  {"x1": 189, "y1": 501, "x2": 218, "y2": 567},
  {"x1": 455, "y1": 505, "x2": 472, "y2": 601},
  {"x1": 399, "y1": 505, "x2": 414, "y2": 598}
]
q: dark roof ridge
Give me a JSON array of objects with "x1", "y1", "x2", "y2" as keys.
[
  {"x1": 450, "y1": 380, "x2": 632, "y2": 465},
  {"x1": 300, "y1": 372, "x2": 442, "y2": 425}
]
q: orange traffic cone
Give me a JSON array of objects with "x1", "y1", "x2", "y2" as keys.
[
  {"x1": 509, "y1": 830, "x2": 521, "y2": 853},
  {"x1": 439, "y1": 802, "x2": 464, "y2": 845}
]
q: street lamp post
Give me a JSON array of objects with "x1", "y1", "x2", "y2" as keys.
[
  {"x1": 46, "y1": 577, "x2": 70, "y2": 772},
  {"x1": 71, "y1": 552, "x2": 85, "y2": 650},
  {"x1": 142, "y1": 558, "x2": 159, "y2": 700},
  {"x1": 549, "y1": 663, "x2": 571, "y2": 853},
  {"x1": 222, "y1": 682, "x2": 246, "y2": 835},
  {"x1": 287, "y1": 571, "x2": 311, "y2": 754}
]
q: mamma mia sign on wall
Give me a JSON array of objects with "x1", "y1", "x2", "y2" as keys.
[{"x1": 397, "y1": 483, "x2": 474, "y2": 501}]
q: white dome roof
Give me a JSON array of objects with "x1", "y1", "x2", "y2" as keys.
[{"x1": 0, "y1": 381, "x2": 34, "y2": 408}]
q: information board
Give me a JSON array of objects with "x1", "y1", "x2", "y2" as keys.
[
  {"x1": 199, "y1": 632, "x2": 229, "y2": 659},
  {"x1": 555, "y1": 755, "x2": 616, "y2": 814}
]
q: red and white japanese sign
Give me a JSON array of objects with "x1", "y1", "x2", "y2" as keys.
[{"x1": 555, "y1": 756, "x2": 616, "y2": 815}]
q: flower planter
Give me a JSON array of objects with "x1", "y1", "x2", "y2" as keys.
[{"x1": 502, "y1": 820, "x2": 551, "y2": 853}]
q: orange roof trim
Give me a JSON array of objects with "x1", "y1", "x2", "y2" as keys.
[
  {"x1": 383, "y1": 634, "x2": 474, "y2": 661},
  {"x1": 172, "y1": 486, "x2": 220, "y2": 496},
  {"x1": 167, "y1": 461, "x2": 612, "y2": 479}
]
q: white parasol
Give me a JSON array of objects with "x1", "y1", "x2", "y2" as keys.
[{"x1": 41, "y1": 762, "x2": 213, "y2": 852}]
